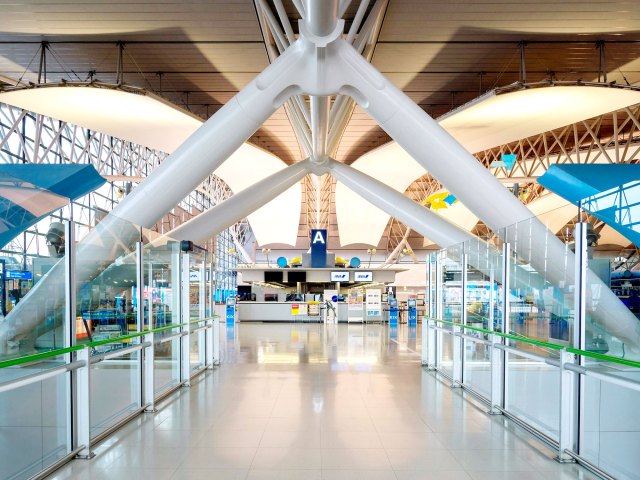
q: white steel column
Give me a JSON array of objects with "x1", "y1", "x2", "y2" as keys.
[
  {"x1": 326, "y1": 159, "x2": 471, "y2": 248},
  {"x1": 168, "y1": 159, "x2": 312, "y2": 244}
]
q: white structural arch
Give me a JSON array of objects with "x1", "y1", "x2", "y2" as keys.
[{"x1": 2, "y1": 1, "x2": 639, "y2": 357}]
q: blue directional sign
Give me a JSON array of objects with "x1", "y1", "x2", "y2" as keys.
[
  {"x1": 310, "y1": 229, "x2": 327, "y2": 268},
  {"x1": 6, "y1": 270, "x2": 32, "y2": 280}
]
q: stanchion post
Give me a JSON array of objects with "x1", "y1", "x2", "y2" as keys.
[
  {"x1": 181, "y1": 252, "x2": 191, "y2": 386},
  {"x1": 213, "y1": 316, "x2": 221, "y2": 365},
  {"x1": 75, "y1": 347, "x2": 94, "y2": 459},
  {"x1": 143, "y1": 332, "x2": 156, "y2": 412},
  {"x1": 206, "y1": 318, "x2": 214, "y2": 368},
  {"x1": 427, "y1": 319, "x2": 436, "y2": 370},
  {"x1": 557, "y1": 349, "x2": 577, "y2": 462}
]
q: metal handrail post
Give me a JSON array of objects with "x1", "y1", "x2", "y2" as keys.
[
  {"x1": 143, "y1": 332, "x2": 156, "y2": 412},
  {"x1": 75, "y1": 347, "x2": 94, "y2": 459},
  {"x1": 181, "y1": 252, "x2": 191, "y2": 386},
  {"x1": 557, "y1": 349, "x2": 577, "y2": 462},
  {"x1": 213, "y1": 315, "x2": 221, "y2": 365}
]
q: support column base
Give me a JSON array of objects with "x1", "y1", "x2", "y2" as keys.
[
  {"x1": 451, "y1": 382, "x2": 462, "y2": 389},
  {"x1": 144, "y1": 407, "x2": 157, "y2": 413},
  {"x1": 554, "y1": 455, "x2": 576, "y2": 464},
  {"x1": 75, "y1": 451, "x2": 95, "y2": 460},
  {"x1": 487, "y1": 407, "x2": 502, "y2": 416}
]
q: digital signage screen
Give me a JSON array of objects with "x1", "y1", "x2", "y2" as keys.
[
  {"x1": 354, "y1": 271, "x2": 373, "y2": 282},
  {"x1": 330, "y1": 271, "x2": 349, "y2": 282}
]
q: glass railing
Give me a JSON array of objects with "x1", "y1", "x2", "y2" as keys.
[
  {"x1": 0, "y1": 217, "x2": 219, "y2": 480},
  {"x1": 0, "y1": 347, "x2": 80, "y2": 480},
  {"x1": 425, "y1": 202, "x2": 640, "y2": 479}
]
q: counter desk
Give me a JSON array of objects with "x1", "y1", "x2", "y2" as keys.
[{"x1": 237, "y1": 301, "x2": 349, "y2": 322}]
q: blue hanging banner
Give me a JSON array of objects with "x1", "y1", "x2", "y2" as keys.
[{"x1": 310, "y1": 229, "x2": 327, "y2": 268}]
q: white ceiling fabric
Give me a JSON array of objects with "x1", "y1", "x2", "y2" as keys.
[
  {"x1": 212, "y1": 145, "x2": 301, "y2": 246},
  {"x1": 338, "y1": 86, "x2": 640, "y2": 246},
  {"x1": 0, "y1": 86, "x2": 202, "y2": 153},
  {"x1": 441, "y1": 86, "x2": 640, "y2": 154},
  {"x1": 335, "y1": 142, "x2": 426, "y2": 246},
  {"x1": 0, "y1": 85, "x2": 301, "y2": 246}
]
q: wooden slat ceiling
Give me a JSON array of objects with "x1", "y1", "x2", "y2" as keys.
[{"x1": 1, "y1": 0, "x2": 639, "y2": 162}]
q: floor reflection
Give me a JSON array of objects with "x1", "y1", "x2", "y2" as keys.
[{"x1": 222, "y1": 322, "x2": 422, "y2": 367}]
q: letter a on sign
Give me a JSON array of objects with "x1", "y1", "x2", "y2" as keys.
[{"x1": 310, "y1": 229, "x2": 327, "y2": 268}]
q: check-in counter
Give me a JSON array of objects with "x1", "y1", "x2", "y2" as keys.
[{"x1": 237, "y1": 301, "x2": 349, "y2": 322}]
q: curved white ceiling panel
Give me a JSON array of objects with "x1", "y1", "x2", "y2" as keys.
[
  {"x1": 335, "y1": 142, "x2": 426, "y2": 246},
  {"x1": 0, "y1": 85, "x2": 203, "y2": 153},
  {"x1": 0, "y1": 85, "x2": 301, "y2": 246},
  {"x1": 213, "y1": 145, "x2": 301, "y2": 246},
  {"x1": 441, "y1": 86, "x2": 640, "y2": 154}
]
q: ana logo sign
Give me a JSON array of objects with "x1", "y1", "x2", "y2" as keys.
[
  {"x1": 354, "y1": 271, "x2": 373, "y2": 282},
  {"x1": 312, "y1": 230, "x2": 326, "y2": 244},
  {"x1": 330, "y1": 271, "x2": 349, "y2": 282}
]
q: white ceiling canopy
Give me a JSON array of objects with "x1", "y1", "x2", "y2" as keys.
[
  {"x1": 440, "y1": 85, "x2": 640, "y2": 154},
  {"x1": 337, "y1": 85, "x2": 640, "y2": 246},
  {"x1": 0, "y1": 83, "x2": 203, "y2": 153},
  {"x1": 0, "y1": 83, "x2": 301, "y2": 246},
  {"x1": 335, "y1": 142, "x2": 426, "y2": 246},
  {"x1": 213, "y1": 145, "x2": 301, "y2": 246}
]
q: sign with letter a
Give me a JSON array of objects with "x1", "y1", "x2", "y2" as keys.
[{"x1": 310, "y1": 229, "x2": 327, "y2": 268}]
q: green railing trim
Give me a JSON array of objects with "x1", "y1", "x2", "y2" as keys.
[
  {"x1": 151, "y1": 323, "x2": 187, "y2": 333},
  {"x1": 425, "y1": 317, "x2": 563, "y2": 350},
  {"x1": 0, "y1": 345, "x2": 83, "y2": 369},
  {"x1": 425, "y1": 316, "x2": 640, "y2": 367},
  {"x1": 566, "y1": 348, "x2": 640, "y2": 369},
  {"x1": 85, "y1": 330, "x2": 148, "y2": 348}
]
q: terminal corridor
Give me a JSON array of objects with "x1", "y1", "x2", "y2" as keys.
[{"x1": 47, "y1": 323, "x2": 596, "y2": 480}]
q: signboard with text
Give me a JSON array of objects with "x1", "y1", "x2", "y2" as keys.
[
  {"x1": 330, "y1": 271, "x2": 349, "y2": 282},
  {"x1": 354, "y1": 271, "x2": 372, "y2": 282},
  {"x1": 6, "y1": 270, "x2": 32, "y2": 280},
  {"x1": 365, "y1": 289, "x2": 382, "y2": 318},
  {"x1": 310, "y1": 229, "x2": 327, "y2": 268}
]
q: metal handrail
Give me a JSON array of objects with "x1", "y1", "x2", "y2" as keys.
[
  {"x1": 0, "y1": 317, "x2": 218, "y2": 368},
  {"x1": 426, "y1": 316, "x2": 640, "y2": 370},
  {"x1": 0, "y1": 360, "x2": 85, "y2": 394}
]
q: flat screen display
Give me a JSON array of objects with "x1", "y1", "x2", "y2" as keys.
[
  {"x1": 288, "y1": 271, "x2": 307, "y2": 283},
  {"x1": 354, "y1": 271, "x2": 373, "y2": 282},
  {"x1": 330, "y1": 271, "x2": 349, "y2": 282},
  {"x1": 264, "y1": 271, "x2": 283, "y2": 283}
]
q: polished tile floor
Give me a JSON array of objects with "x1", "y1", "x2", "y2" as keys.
[{"x1": 49, "y1": 323, "x2": 598, "y2": 480}]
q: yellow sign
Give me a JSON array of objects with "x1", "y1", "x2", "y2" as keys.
[{"x1": 423, "y1": 192, "x2": 457, "y2": 211}]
